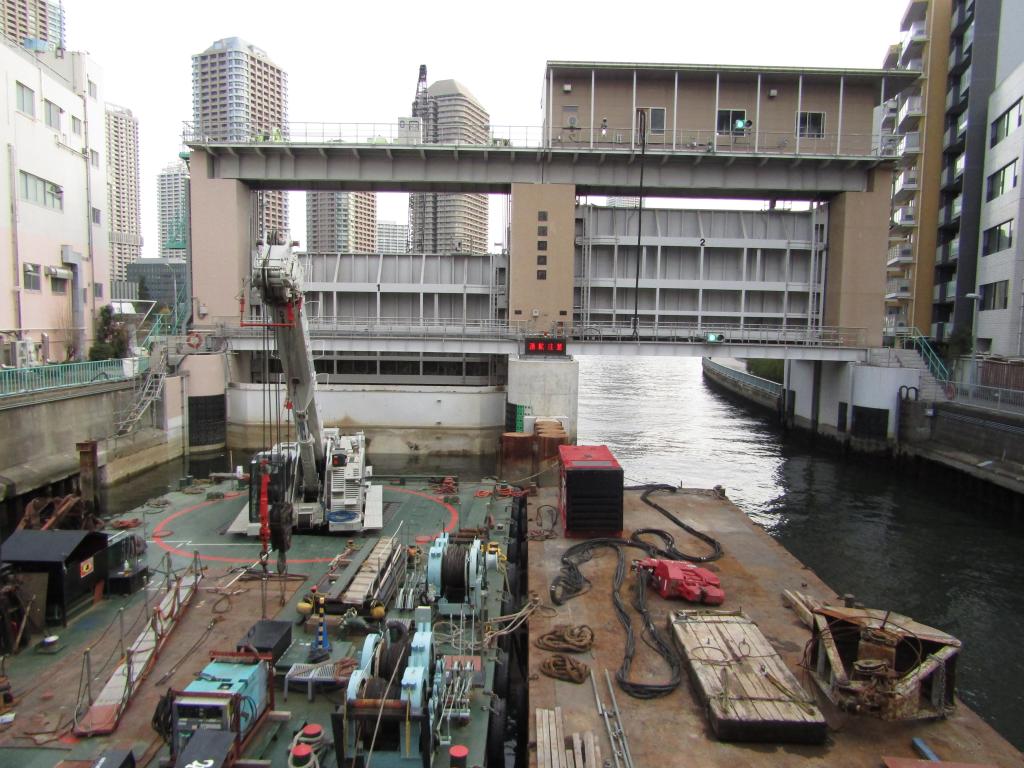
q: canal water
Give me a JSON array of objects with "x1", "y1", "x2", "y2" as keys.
[{"x1": 104, "y1": 355, "x2": 1024, "y2": 750}]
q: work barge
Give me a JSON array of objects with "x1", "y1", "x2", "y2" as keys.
[{"x1": 0, "y1": 473, "x2": 1020, "y2": 768}]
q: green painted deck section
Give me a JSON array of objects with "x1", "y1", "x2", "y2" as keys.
[{"x1": 0, "y1": 474, "x2": 518, "y2": 768}]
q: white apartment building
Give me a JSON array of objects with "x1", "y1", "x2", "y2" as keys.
[
  {"x1": 157, "y1": 160, "x2": 189, "y2": 259},
  {"x1": 0, "y1": 37, "x2": 108, "y2": 363},
  {"x1": 975, "y1": 64, "x2": 1024, "y2": 357},
  {"x1": 376, "y1": 220, "x2": 409, "y2": 253},
  {"x1": 105, "y1": 104, "x2": 142, "y2": 281}
]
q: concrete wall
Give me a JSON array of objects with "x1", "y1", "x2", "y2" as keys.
[
  {"x1": 919, "y1": 402, "x2": 1024, "y2": 464},
  {"x1": 509, "y1": 183, "x2": 576, "y2": 334},
  {"x1": 189, "y1": 149, "x2": 252, "y2": 325},
  {"x1": 824, "y1": 166, "x2": 892, "y2": 345},
  {"x1": 506, "y1": 357, "x2": 579, "y2": 441},
  {"x1": 786, "y1": 359, "x2": 920, "y2": 440},
  {"x1": 226, "y1": 383, "x2": 507, "y2": 455}
]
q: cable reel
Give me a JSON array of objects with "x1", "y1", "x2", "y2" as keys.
[{"x1": 427, "y1": 535, "x2": 485, "y2": 617}]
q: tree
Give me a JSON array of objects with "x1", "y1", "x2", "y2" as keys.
[{"x1": 88, "y1": 304, "x2": 130, "y2": 360}]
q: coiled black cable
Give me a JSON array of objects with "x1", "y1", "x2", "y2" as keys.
[{"x1": 549, "y1": 483, "x2": 722, "y2": 699}]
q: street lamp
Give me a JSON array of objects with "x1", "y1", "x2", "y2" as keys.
[{"x1": 965, "y1": 291, "x2": 981, "y2": 387}]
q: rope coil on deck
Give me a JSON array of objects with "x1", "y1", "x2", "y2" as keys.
[
  {"x1": 540, "y1": 653, "x2": 589, "y2": 684},
  {"x1": 535, "y1": 625, "x2": 595, "y2": 653}
]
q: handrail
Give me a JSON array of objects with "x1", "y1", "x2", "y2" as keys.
[
  {"x1": 182, "y1": 121, "x2": 900, "y2": 160},
  {"x1": 0, "y1": 356, "x2": 150, "y2": 398},
  {"x1": 894, "y1": 326, "x2": 950, "y2": 381},
  {"x1": 702, "y1": 358, "x2": 782, "y2": 397}
]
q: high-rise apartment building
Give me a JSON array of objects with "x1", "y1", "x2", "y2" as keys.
[
  {"x1": 882, "y1": 1, "x2": 951, "y2": 341},
  {"x1": 105, "y1": 104, "x2": 142, "y2": 282},
  {"x1": 306, "y1": 191, "x2": 376, "y2": 253},
  {"x1": 157, "y1": 161, "x2": 189, "y2": 259},
  {"x1": 1, "y1": 0, "x2": 64, "y2": 51},
  {"x1": 606, "y1": 196, "x2": 640, "y2": 208},
  {"x1": 376, "y1": 220, "x2": 409, "y2": 253},
  {"x1": 192, "y1": 37, "x2": 288, "y2": 239},
  {"x1": 409, "y1": 66, "x2": 489, "y2": 254}
]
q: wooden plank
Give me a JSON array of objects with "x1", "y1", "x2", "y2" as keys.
[
  {"x1": 565, "y1": 749, "x2": 575, "y2": 768},
  {"x1": 572, "y1": 732, "x2": 584, "y2": 768},
  {"x1": 582, "y1": 732, "x2": 597, "y2": 768},
  {"x1": 554, "y1": 707, "x2": 567, "y2": 768},
  {"x1": 670, "y1": 609, "x2": 827, "y2": 744},
  {"x1": 548, "y1": 708, "x2": 561, "y2": 768},
  {"x1": 813, "y1": 612, "x2": 850, "y2": 686},
  {"x1": 536, "y1": 709, "x2": 550, "y2": 768}
]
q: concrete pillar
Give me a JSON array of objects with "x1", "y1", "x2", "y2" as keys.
[
  {"x1": 508, "y1": 183, "x2": 576, "y2": 335},
  {"x1": 824, "y1": 166, "x2": 893, "y2": 347},
  {"x1": 506, "y1": 357, "x2": 579, "y2": 442},
  {"x1": 188, "y1": 149, "x2": 253, "y2": 328}
]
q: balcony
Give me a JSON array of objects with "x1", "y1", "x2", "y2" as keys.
[
  {"x1": 953, "y1": 0, "x2": 974, "y2": 36},
  {"x1": 941, "y1": 155, "x2": 965, "y2": 190},
  {"x1": 886, "y1": 278, "x2": 912, "y2": 301},
  {"x1": 887, "y1": 242, "x2": 914, "y2": 269},
  {"x1": 939, "y1": 195, "x2": 963, "y2": 227},
  {"x1": 933, "y1": 279, "x2": 957, "y2": 303},
  {"x1": 898, "y1": 131, "x2": 921, "y2": 157},
  {"x1": 931, "y1": 321, "x2": 952, "y2": 342},
  {"x1": 880, "y1": 98, "x2": 899, "y2": 128},
  {"x1": 893, "y1": 205, "x2": 918, "y2": 229},
  {"x1": 893, "y1": 168, "x2": 920, "y2": 201},
  {"x1": 937, "y1": 238, "x2": 961, "y2": 265},
  {"x1": 901, "y1": 21, "x2": 928, "y2": 62},
  {"x1": 944, "y1": 114, "x2": 968, "y2": 152},
  {"x1": 897, "y1": 96, "x2": 923, "y2": 131},
  {"x1": 946, "y1": 82, "x2": 968, "y2": 114}
]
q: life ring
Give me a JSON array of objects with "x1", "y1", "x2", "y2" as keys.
[
  {"x1": 186, "y1": 331, "x2": 202, "y2": 350},
  {"x1": 944, "y1": 382, "x2": 956, "y2": 399}
]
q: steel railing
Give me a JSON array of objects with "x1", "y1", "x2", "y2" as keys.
[
  {"x1": 0, "y1": 356, "x2": 150, "y2": 398},
  {"x1": 894, "y1": 327, "x2": 950, "y2": 381},
  {"x1": 944, "y1": 381, "x2": 1024, "y2": 414},
  {"x1": 214, "y1": 315, "x2": 864, "y2": 348},
  {"x1": 702, "y1": 358, "x2": 783, "y2": 397},
  {"x1": 182, "y1": 121, "x2": 898, "y2": 159}
]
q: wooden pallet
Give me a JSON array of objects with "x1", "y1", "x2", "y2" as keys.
[{"x1": 669, "y1": 609, "x2": 827, "y2": 744}]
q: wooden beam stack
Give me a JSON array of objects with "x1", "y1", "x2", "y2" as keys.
[{"x1": 535, "y1": 707, "x2": 602, "y2": 768}]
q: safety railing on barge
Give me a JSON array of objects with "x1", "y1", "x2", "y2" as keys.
[
  {"x1": 0, "y1": 356, "x2": 150, "y2": 399},
  {"x1": 214, "y1": 316, "x2": 865, "y2": 348}
]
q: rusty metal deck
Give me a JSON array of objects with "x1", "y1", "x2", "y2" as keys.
[{"x1": 526, "y1": 487, "x2": 1024, "y2": 768}]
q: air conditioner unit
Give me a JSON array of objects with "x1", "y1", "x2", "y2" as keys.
[{"x1": 9, "y1": 340, "x2": 41, "y2": 367}]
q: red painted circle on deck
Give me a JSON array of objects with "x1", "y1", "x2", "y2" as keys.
[{"x1": 150, "y1": 487, "x2": 458, "y2": 563}]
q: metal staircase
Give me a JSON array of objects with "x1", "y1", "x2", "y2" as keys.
[{"x1": 115, "y1": 347, "x2": 168, "y2": 436}]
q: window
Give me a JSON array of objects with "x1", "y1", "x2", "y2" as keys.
[
  {"x1": 537, "y1": 226, "x2": 548, "y2": 236},
  {"x1": 72, "y1": 115, "x2": 82, "y2": 135},
  {"x1": 980, "y1": 280, "x2": 1009, "y2": 311},
  {"x1": 986, "y1": 160, "x2": 1018, "y2": 201},
  {"x1": 797, "y1": 111, "x2": 826, "y2": 138},
  {"x1": 537, "y1": 270, "x2": 547, "y2": 280},
  {"x1": 44, "y1": 99, "x2": 61, "y2": 130},
  {"x1": 717, "y1": 109, "x2": 746, "y2": 135},
  {"x1": 19, "y1": 171, "x2": 63, "y2": 210},
  {"x1": 16, "y1": 82, "x2": 34, "y2": 116},
  {"x1": 93, "y1": 282, "x2": 103, "y2": 298},
  {"x1": 23, "y1": 264, "x2": 41, "y2": 291},
  {"x1": 50, "y1": 275, "x2": 68, "y2": 294},
  {"x1": 92, "y1": 207, "x2": 101, "y2": 224},
  {"x1": 90, "y1": 149, "x2": 100, "y2": 167},
  {"x1": 537, "y1": 240, "x2": 548, "y2": 251},
  {"x1": 88, "y1": 80, "x2": 97, "y2": 99},
  {"x1": 990, "y1": 99, "x2": 1022, "y2": 147},
  {"x1": 649, "y1": 107, "x2": 666, "y2": 134},
  {"x1": 537, "y1": 255, "x2": 547, "y2": 265},
  {"x1": 982, "y1": 220, "x2": 1013, "y2": 255},
  {"x1": 538, "y1": 211, "x2": 548, "y2": 222}
]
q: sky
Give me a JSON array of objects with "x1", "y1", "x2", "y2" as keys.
[{"x1": 65, "y1": 0, "x2": 908, "y2": 257}]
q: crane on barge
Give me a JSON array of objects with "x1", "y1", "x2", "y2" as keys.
[{"x1": 243, "y1": 242, "x2": 382, "y2": 569}]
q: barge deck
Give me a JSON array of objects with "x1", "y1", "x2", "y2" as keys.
[{"x1": 526, "y1": 487, "x2": 1023, "y2": 768}]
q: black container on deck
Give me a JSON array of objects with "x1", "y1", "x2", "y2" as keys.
[{"x1": 237, "y1": 619, "x2": 292, "y2": 663}]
